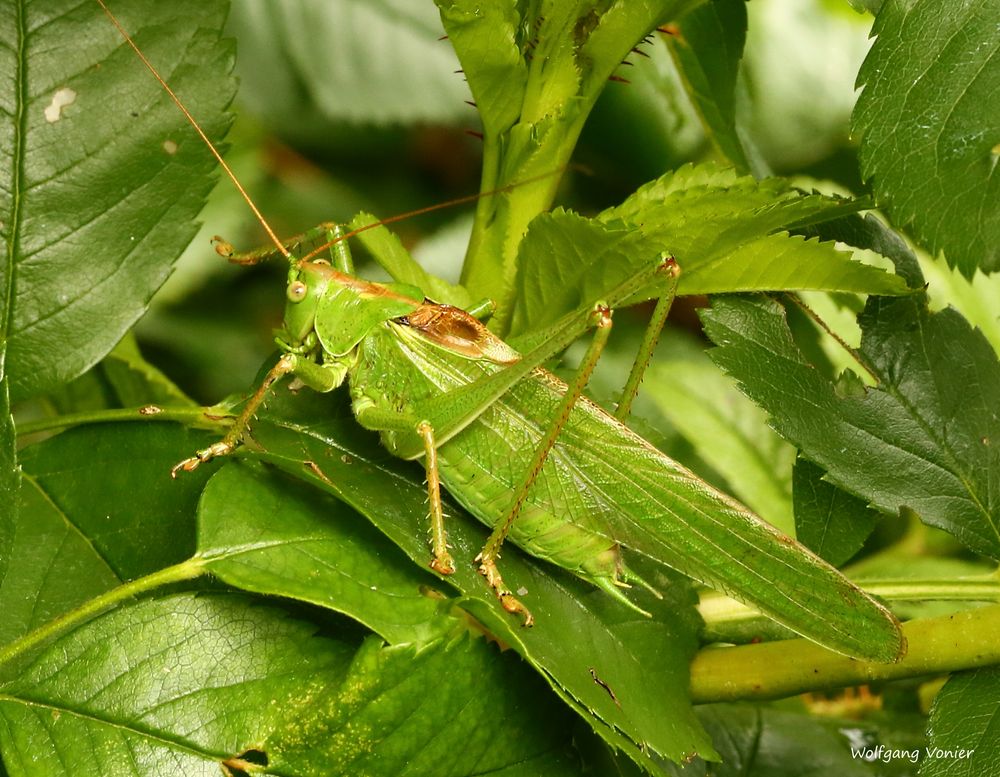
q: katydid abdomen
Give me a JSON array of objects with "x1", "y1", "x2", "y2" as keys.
[{"x1": 351, "y1": 310, "x2": 903, "y2": 662}]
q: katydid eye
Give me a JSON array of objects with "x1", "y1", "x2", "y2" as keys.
[{"x1": 287, "y1": 281, "x2": 308, "y2": 302}]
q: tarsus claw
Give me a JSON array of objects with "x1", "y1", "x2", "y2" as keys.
[
  {"x1": 477, "y1": 556, "x2": 534, "y2": 627},
  {"x1": 430, "y1": 554, "x2": 456, "y2": 575},
  {"x1": 170, "y1": 457, "x2": 201, "y2": 479}
]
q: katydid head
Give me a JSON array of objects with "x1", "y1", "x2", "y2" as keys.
[{"x1": 281, "y1": 261, "x2": 333, "y2": 345}]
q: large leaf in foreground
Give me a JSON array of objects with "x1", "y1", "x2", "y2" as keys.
[
  {"x1": 703, "y1": 288, "x2": 1000, "y2": 559},
  {"x1": 0, "y1": 594, "x2": 580, "y2": 776},
  {"x1": 238, "y1": 385, "x2": 715, "y2": 770},
  {"x1": 197, "y1": 462, "x2": 445, "y2": 646},
  {"x1": 2, "y1": 424, "x2": 211, "y2": 658},
  {"x1": 854, "y1": 0, "x2": 1000, "y2": 274},
  {"x1": 3, "y1": 0, "x2": 234, "y2": 400}
]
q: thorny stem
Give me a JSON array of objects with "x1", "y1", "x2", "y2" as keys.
[
  {"x1": 0, "y1": 559, "x2": 208, "y2": 670},
  {"x1": 15, "y1": 406, "x2": 233, "y2": 438},
  {"x1": 690, "y1": 603, "x2": 1000, "y2": 703}
]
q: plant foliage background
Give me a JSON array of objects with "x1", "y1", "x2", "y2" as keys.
[{"x1": 1, "y1": 0, "x2": 999, "y2": 775}]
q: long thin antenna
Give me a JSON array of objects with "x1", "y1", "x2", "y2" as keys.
[
  {"x1": 96, "y1": 0, "x2": 290, "y2": 259},
  {"x1": 298, "y1": 168, "x2": 566, "y2": 263}
]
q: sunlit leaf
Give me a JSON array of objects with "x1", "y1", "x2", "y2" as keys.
[
  {"x1": 3, "y1": 0, "x2": 235, "y2": 400},
  {"x1": 0, "y1": 594, "x2": 582, "y2": 776}
]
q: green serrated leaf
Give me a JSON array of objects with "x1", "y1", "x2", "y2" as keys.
[
  {"x1": 507, "y1": 211, "x2": 649, "y2": 337},
  {"x1": 231, "y1": 0, "x2": 470, "y2": 127},
  {"x1": 854, "y1": 0, "x2": 1000, "y2": 274},
  {"x1": 508, "y1": 166, "x2": 906, "y2": 337},
  {"x1": 0, "y1": 594, "x2": 582, "y2": 776},
  {"x1": 703, "y1": 290, "x2": 1000, "y2": 560},
  {"x1": 3, "y1": 0, "x2": 235, "y2": 401},
  {"x1": 666, "y1": 0, "x2": 750, "y2": 171},
  {"x1": 921, "y1": 667, "x2": 1000, "y2": 777},
  {"x1": 793, "y1": 456, "x2": 880, "y2": 566},
  {"x1": 198, "y1": 462, "x2": 445, "y2": 645}
]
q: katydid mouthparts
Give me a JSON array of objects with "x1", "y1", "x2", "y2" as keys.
[{"x1": 99, "y1": 0, "x2": 904, "y2": 662}]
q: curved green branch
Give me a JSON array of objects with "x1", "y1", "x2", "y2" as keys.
[
  {"x1": 0, "y1": 559, "x2": 207, "y2": 670},
  {"x1": 690, "y1": 603, "x2": 1000, "y2": 703}
]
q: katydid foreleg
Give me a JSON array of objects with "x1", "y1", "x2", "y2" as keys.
[
  {"x1": 170, "y1": 346, "x2": 350, "y2": 477},
  {"x1": 171, "y1": 353, "x2": 296, "y2": 477},
  {"x1": 213, "y1": 224, "x2": 353, "y2": 273}
]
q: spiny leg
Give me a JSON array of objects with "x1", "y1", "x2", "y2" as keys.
[
  {"x1": 615, "y1": 255, "x2": 680, "y2": 421},
  {"x1": 417, "y1": 421, "x2": 456, "y2": 575},
  {"x1": 171, "y1": 353, "x2": 295, "y2": 477},
  {"x1": 477, "y1": 303, "x2": 615, "y2": 626},
  {"x1": 213, "y1": 223, "x2": 353, "y2": 273}
]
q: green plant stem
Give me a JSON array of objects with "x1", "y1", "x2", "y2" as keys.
[
  {"x1": 0, "y1": 559, "x2": 207, "y2": 669},
  {"x1": 699, "y1": 575, "x2": 1000, "y2": 625},
  {"x1": 16, "y1": 405, "x2": 231, "y2": 437},
  {"x1": 690, "y1": 603, "x2": 1000, "y2": 703}
]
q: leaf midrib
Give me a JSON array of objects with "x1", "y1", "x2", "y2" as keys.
[{"x1": 2, "y1": 0, "x2": 28, "y2": 349}]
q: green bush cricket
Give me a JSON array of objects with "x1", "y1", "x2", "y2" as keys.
[{"x1": 99, "y1": 0, "x2": 904, "y2": 661}]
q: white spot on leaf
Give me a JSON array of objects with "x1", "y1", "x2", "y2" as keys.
[
  {"x1": 44, "y1": 88, "x2": 77, "y2": 123},
  {"x1": 163, "y1": 139, "x2": 178, "y2": 155}
]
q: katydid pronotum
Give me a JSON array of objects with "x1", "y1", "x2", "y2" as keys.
[{"x1": 99, "y1": 0, "x2": 903, "y2": 660}]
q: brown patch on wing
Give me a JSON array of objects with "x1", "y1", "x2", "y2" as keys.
[{"x1": 403, "y1": 303, "x2": 520, "y2": 364}]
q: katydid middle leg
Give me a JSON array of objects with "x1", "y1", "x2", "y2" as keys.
[
  {"x1": 418, "y1": 421, "x2": 456, "y2": 575},
  {"x1": 351, "y1": 401, "x2": 458, "y2": 576}
]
